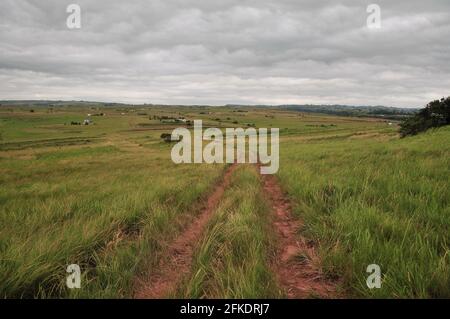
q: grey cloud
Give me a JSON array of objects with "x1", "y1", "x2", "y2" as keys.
[{"x1": 0, "y1": 0, "x2": 449, "y2": 107}]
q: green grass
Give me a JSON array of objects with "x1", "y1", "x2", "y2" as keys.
[
  {"x1": 0, "y1": 125, "x2": 225, "y2": 297},
  {"x1": 278, "y1": 126, "x2": 450, "y2": 298},
  {"x1": 176, "y1": 165, "x2": 280, "y2": 298},
  {"x1": 35, "y1": 146, "x2": 120, "y2": 161},
  {"x1": 0, "y1": 105, "x2": 448, "y2": 298}
]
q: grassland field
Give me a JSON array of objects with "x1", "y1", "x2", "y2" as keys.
[{"x1": 0, "y1": 105, "x2": 448, "y2": 298}]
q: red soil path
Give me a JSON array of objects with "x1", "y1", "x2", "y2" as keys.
[
  {"x1": 261, "y1": 173, "x2": 338, "y2": 298},
  {"x1": 134, "y1": 164, "x2": 238, "y2": 298}
]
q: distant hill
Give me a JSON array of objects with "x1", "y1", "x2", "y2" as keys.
[
  {"x1": 0, "y1": 100, "x2": 130, "y2": 108},
  {"x1": 0, "y1": 100, "x2": 418, "y2": 120},
  {"x1": 282, "y1": 104, "x2": 418, "y2": 120},
  {"x1": 226, "y1": 104, "x2": 419, "y2": 120}
]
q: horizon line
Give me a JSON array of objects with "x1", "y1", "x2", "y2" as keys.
[{"x1": 0, "y1": 99, "x2": 424, "y2": 110}]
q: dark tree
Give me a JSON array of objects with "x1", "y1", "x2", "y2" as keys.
[{"x1": 399, "y1": 97, "x2": 450, "y2": 137}]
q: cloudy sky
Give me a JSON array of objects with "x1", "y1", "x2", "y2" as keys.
[{"x1": 0, "y1": 0, "x2": 449, "y2": 107}]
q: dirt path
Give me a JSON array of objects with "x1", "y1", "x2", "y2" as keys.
[
  {"x1": 134, "y1": 164, "x2": 237, "y2": 298},
  {"x1": 261, "y1": 173, "x2": 338, "y2": 298}
]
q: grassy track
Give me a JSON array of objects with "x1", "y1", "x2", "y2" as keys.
[{"x1": 177, "y1": 165, "x2": 280, "y2": 298}]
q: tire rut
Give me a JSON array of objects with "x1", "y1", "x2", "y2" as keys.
[
  {"x1": 261, "y1": 173, "x2": 338, "y2": 298},
  {"x1": 134, "y1": 163, "x2": 238, "y2": 298}
]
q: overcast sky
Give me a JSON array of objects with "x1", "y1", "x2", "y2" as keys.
[{"x1": 0, "y1": 0, "x2": 449, "y2": 107}]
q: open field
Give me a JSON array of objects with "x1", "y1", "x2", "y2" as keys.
[{"x1": 0, "y1": 105, "x2": 448, "y2": 298}]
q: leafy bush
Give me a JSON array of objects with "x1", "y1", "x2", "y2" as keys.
[{"x1": 400, "y1": 97, "x2": 450, "y2": 137}]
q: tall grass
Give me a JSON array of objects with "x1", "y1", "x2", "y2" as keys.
[
  {"x1": 278, "y1": 126, "x2": 450, "y2": 298},
  {"x1": 1, "y1": 106, "x2": 448, "y2": 298},
  {"x1": 0, "y1": 142, "x2": 224, "y2": 298}
]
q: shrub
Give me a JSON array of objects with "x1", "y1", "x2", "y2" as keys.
[{"x1": 160, "y1": 133, "x2": 181, "y2": 142}]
